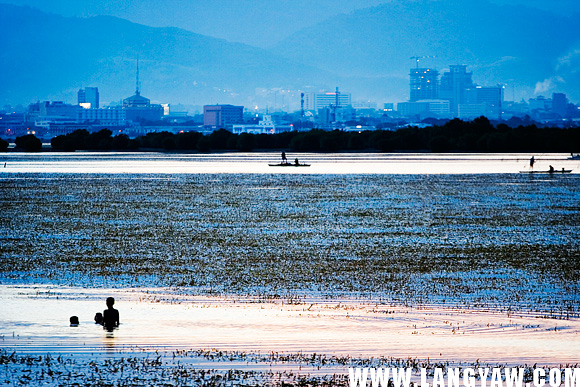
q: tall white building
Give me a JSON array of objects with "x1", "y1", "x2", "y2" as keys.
[{"x1": 303, "y1": 91, "x2": 352, "y2": 110}]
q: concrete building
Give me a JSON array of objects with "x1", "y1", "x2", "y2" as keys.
[
  {"x1": 464, "y1": 86, "x2": 503, "y2": 119},
  {"x1": 529, "y1": 96, "x2": 552, "y2": 111},
  {"x1": 121, "y1": 59, "x2": 164, "y2": 123},
  {"x1": 439, "y1": 65, "x2": 474, "y2": 115},
  {"x1": 552, "y1": 93, "x2": 568, "y2": 117},
  {"x1": 232, "y1": 115, "x2": 293, "y2": 134},
  {"x1": 203, "y1": 105, "x2": 244, "y2": 128},
  {"x1": 122, "y1": 91, "x2": 164, "y2": 123},
  {"x1": 303, "y1": 91, "x2": 352, "y2": 110},
  {"x1": 458, "y1": 104, "x2": 488, "y2": 119},
  {"x1": 410, "y1": 68, "x2": 439, "y2": 102},
  {"x1": 78, "y1": 87, "x2": 100, "y2": 109},
  {"x1": 78, "y1": 107, "x2": 126, "y2": 127},
  {"x1": 352, "y1": 100, "x2": 378, "y2": 109},
  {"x1": 398, "y1": 100, "x2": 450, "y2": 118},
  {"x1": 26, "y1": 101, "x2": 81, "y2": 123},
  {"x1": 317, "y1": 106, "x2": 357, "y2": 125}
]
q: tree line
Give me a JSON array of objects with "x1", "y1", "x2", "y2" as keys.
[{"x1": 2, "y1": 117, "x2": 580, "y2": 153}]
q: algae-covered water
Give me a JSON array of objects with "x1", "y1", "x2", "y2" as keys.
[{"x1": 1, "y1": 153, "x2": 579, "y2": 311}]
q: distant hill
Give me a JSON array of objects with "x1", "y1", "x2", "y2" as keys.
[
  {"x1": 1, "y1": 1, "x2": 580, "y2": 108},
  {"x1": 271, "y1": 0, "x2": 580, "y2": 102},
  {"x1": 0, "y1": 3, "x2": 335, "y2": 107}
]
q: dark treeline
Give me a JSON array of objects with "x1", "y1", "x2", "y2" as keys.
[
  {"x1": 51, "y1": 129, "x2": 139, "y2": 151},
  {"x1": 3, "y1": 117, "x2": 580, "y2": 153}
]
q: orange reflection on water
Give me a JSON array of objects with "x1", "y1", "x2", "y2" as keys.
[{"x1": 1, "y1": 285, "x2": 578, "y2": 366}]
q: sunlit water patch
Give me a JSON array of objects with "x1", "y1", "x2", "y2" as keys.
[
  {"x1": 1, "y1": 152, "x2": 579, "y2": 174},
  {"x1": 1, "y1": 285, "x2": 579, "y2": 368}
]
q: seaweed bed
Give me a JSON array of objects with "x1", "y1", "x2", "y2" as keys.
[
  {"x1": 1, "y1": 173, "x2": 579, "y2": 313},
  {"x1": 3, "y1": 347, "x2": 574, "y2": 387}
]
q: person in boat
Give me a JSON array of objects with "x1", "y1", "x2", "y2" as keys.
[
  {"x1": 102, "y1": 297, "x2": 119, "y2": 331},
  {"x1": 281, "y1": 151, "x2": 287, "y2": 164},
  {"x1": 529, "y1": 156, "x2": 535, "y2": 168},
  {"x1": 294, "y1": 158, "x2": 299, "y2": 166},
  {"x1": 549, "y1": 165, "x2": 554, "y2": 173}
]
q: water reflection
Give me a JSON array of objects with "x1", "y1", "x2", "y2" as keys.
[
  {"x1": 1, "y1": 285, "x2": 579, "y2": 366},
  {"x1": 1, "y1": 152, "x2": 578, "y2": 174}
]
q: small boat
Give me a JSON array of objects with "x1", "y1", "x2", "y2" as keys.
[
  {"x1": 269, "y1": 162, "x2": 310, "y2": 167},
  {"x1": 519, "y1": 169, "x2": 572, "y2": 174},
  {"x1": 569, "y1": 154, "x2": 580, "y2": 160}
]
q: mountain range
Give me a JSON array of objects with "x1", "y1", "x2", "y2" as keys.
[{"x1": 1, "y1": 1, "x2": 579, "y2": 109}]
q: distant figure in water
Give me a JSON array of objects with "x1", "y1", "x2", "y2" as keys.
[
  {"x1": 529, "y1": 156, "x2": 535, "y2": 168},
  {"x1": 103, "y1": 297, "x2": 119, "y2": 330},
  {"x1": 549, "y1": 165, "x2": 555, "y2": 173},
  {"x1": 294, "y1": 158, "x2": 299, "y2": 165},
  {"x1": 281, "y1": 151, "x2": 287, "y2": 164},
  {"x1": 70, "y1": 316, "x2": 79, "y2": 327},
  {"x1": 94, "y1": 312, "x2": 103, "y2": 325}
]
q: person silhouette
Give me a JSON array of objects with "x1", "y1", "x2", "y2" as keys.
[
  {"x1": 69, "y1": 316, "x2": 79, "y2": 327},
  {"x1": 102, "y1": 297, "x2": 119, "y2": 330},
  {"x1": 281, "y1": 151, "x2": 287, "y2": 164}
]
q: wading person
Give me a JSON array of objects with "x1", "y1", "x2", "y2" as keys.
[{"x1": 103, "y1": 297, "x2": 119, "y2": 330}]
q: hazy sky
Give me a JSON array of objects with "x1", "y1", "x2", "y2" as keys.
[{"x1": 4, "y1": 0, "x2": 580, "y2": 47}]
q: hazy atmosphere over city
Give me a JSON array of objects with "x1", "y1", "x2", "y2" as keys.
[{"x1": 1, "y1": 0, "x2": 580, "y2": 108}]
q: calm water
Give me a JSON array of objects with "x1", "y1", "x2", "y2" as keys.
[
  {"x1": 2, "y1": 285, "x2": 579, "y2": 367},
  {"x1": 1, "y1": 151, "x2": 578, "y2": 174}
]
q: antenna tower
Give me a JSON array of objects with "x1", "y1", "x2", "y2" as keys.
[{"x1": 136, "y1": 57, "x2": 141, "y2": 95}]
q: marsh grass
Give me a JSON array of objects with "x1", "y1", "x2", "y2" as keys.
[{"x1": 1, "y1": 173, "x2": 579, "y2": 313}]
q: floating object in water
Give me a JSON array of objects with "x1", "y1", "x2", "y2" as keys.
[
  {"x1": 268, "y1": 162, "x2": 310, "y2": 167},
  {"x1": 519, "y1": 169, "x2": 572, "y2": 174}
]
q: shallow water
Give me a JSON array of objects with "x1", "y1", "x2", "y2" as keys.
[
  {"x1": 1, "y1": 151, "x2": 579, "y2": 174},
  {"x1": 1, "y1": 285, "x2": 579, "y2": 367}
]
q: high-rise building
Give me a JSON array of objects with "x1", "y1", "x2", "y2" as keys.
[
  {"x1": 439, "y1": 65, "x2": 474, "y2": 115},
  {"x1": 78, "y1": 87, "x2": 99, "y2": 109},
  {"x1": 302, "y1": 92, "x2": 352, "y2": 110},
  {"x1": 203, "y1": 105, "x2": 244, "y2": 127},
  {"x1": 410, "y1": 68, "x2": 439, "y2": 102},
  {"x1": 552, "y1": 93, "x2": 568, "y2": 117},
  {"x1": 463, "y1": 86, "x2": 503, "y2": 119}
]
